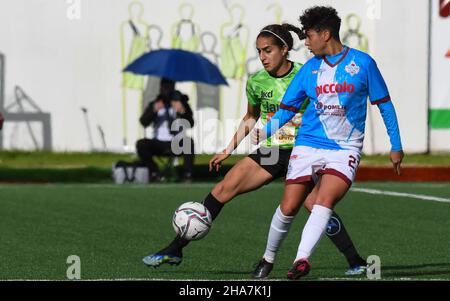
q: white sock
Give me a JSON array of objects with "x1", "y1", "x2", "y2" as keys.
[
  {"x1": 295, "y1": 204, "x2": 333, "y2": 262},
  {"x1": 263, "y1": 206, "x2": 295, "y2": 263}
]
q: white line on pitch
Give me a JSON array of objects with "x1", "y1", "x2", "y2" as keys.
[{"x1": 350, "y1": 187, "x2": 450, "y2": 203}]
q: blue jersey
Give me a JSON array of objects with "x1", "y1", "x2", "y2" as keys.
[{"x1": 264, "y1": 46, "x2": 402, "y2": 152}]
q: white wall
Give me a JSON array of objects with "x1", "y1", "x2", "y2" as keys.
[
  {"x1": 430, "y1": 0, "x2": 450, "y2": 151},
  {"x1": 0, "y1": 0, "x2": 431, "y2": 154},
  {"x1": 364, "y1": 0, "x2": 429, "y2": 154}
]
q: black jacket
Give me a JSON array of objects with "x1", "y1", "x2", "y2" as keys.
[{"x1": 139, "y1": 91, "x2": 194, "y2": 130}]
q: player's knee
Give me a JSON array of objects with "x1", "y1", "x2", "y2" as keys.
[
  {"x1": 211, "y1": 180, "x2": 237, "y2": 203},
  {"x1": 279, "y1": 202, "x2": 300, "y2": 216},
  {"x1": 211, "y1": 181, "x2": 224, "y2": 196},
  {"x1": 303, "y1": 197, "x2": 314, "y2": 213},
  {"x1": 314, "y1": 197, "x2": 335, "y2": 209}
]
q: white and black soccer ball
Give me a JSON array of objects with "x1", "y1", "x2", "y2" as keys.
[{"x1": 172, "y1": 202, "x2": 212, "y2": 240}]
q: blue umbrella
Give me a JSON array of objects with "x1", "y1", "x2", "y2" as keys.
[{"x1": 124, "y1": 49, "x2": 228, "y2": 86}]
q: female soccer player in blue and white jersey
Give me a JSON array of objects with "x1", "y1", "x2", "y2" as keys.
[{"x1": 252, "y1": 6, "x2": 404, "y2": 280}]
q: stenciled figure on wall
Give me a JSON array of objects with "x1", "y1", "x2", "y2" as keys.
[
  {"x1": 197, "y1": 31, "x2": 222, "y2": 150},
  {"x1": 342, "y1": 13, "x2": 376, "y2": 154},
  {"x1": 197, "y1": 31, "x2": 221, "y2": 112},
  {"x1": 220, "y1": 2, "x2": 249, "y2": 120},
  {"x1": 171, "y1": 2, "x2": 201, "y2": 52},
  {"x1": 220, "y1": 3, "x2": 249, "y2": 80},
  {"x1": 342, "y1": 13, "x2": 369, "y2": 53},
  {"x1": 120, "y1": 0, "x2": 149, "y2": 146},
  {"x1": 143, "y1": 24, "x2": 164, "y2": 117}
]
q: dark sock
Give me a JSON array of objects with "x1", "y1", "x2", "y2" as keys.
[
  {"x1": 326, "y1": 212, "x2": 366, "y2": 267},
  {"x1": 163, "y1": 236, "x2": 189, "y2": 256},
  {"x1": 162, "y1": 193, "x2": 224, "y2": 255},
  {"x1": 202, "y1": 193, "x2": 224, "y2": 221}
]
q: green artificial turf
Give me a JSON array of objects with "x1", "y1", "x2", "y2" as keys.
[{"x1": 0, "y1": 182, "x2": 449, "y2": 280}]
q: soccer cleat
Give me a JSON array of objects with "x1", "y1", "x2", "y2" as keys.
[
  {"x1": 345, "y1": 264, "x2": 368, "y2": 276},
  {"x1": 252, "y1": 258, "x2": 274, "y2": 279},
  {"x1": 142, "y1": 252, "x2": 182, "y2": 268},
  {"x1": 287, "y1": 258, "x2": 311, "y2": 280}
]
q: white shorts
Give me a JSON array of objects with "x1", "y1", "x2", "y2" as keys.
[{"x1": 286, "y1": 146, "x2": 361, "y2": 186}]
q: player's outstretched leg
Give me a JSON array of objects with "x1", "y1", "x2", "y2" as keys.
[
  {"x1": 143, "y1": 157, "x2": 272, "y2": 268},
  {"x1": 143, "y1": 193, "x2": 223, "y2": 267},
  {"x1": 142, "y1": 236, "x2": 188, "y2": 267}
]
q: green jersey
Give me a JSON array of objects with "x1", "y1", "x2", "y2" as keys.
[{"x1": 246, "y1": 62, "x2": 309, "y2": 149}]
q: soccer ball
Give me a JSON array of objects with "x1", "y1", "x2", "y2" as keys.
[{"x1": 172, "y1": 202, "x2": 212, "y2": 240}]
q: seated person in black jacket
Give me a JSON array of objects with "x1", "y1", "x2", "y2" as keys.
[{"x1": 136, "y1": 78, "x2": 195, "y2": 182}]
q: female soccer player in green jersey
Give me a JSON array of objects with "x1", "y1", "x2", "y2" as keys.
[{"x1": 143, "y1": 23, "x2": 367, "y2": 278}]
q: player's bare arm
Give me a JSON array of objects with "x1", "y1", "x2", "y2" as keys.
[{"x1": 209, "y1": 103, "x2": 260, "y2": 171}]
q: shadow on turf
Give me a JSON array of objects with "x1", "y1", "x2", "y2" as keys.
[
  {"x1": 148, "y1": 266, "x2": 290, "y2": 278},
  {"x1": 149, "y1": 268, "x2": 251, "y2": 276},
  {"x1": 381, "y1": 263, "x2": 450, "y2": 278}
]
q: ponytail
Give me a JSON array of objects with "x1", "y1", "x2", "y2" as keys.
[{"x1": 258, "y1": 23, "x2": 304, "y2": 51}]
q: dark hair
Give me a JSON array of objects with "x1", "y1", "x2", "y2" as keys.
[
  {"x1": 160, "y1": 77, "x2": 176, "y2": 99},
  {"x1": 257, "y1": 23, "x2": 304, "y2": 51},
  {"x1": 299, "y1": 6, "x2": 341, "y2": 41},
  {"x1": 161, "y1": 77, "x2": 175, "y2": 87}
]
